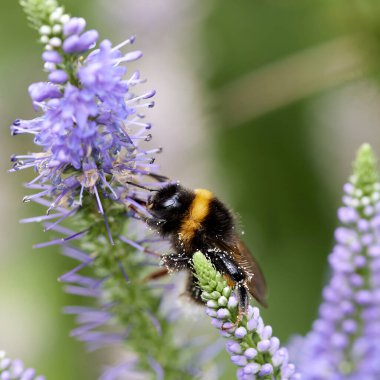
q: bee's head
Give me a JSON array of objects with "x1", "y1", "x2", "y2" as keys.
[{"x1": 147, "y1": 183, "x2": 193, "y2": 223}]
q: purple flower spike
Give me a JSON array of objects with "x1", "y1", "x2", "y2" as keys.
[
  {"x1": 193, "y1": 252, "x2": 299, "y2": 380},
  {"x1": 291, "y1": 144, "x2": 380, "y2": 379},
  {"x1": 13, "y1": 1, "x2": 204, "y2": 378}
]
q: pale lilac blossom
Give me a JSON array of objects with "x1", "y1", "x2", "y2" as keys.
[{"x1": 290, "y1": 144, "x2": 380, "y2": 380}]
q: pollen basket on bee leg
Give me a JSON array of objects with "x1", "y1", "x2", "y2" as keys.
[{"x1": 223, "y1": 274, "x2": 235, "y2": 288}]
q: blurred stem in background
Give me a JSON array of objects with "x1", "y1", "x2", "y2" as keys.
[{"x1": 201, "y1": 0, "x2": 380, "y2": 348}]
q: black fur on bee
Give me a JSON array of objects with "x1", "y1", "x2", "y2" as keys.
[{"x1": 146, "y1": 183, "x2": 267, "y2": 315}]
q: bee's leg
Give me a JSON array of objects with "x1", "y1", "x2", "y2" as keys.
[
  {"x1": 141, "y1": 254, "x2": 189, "y2": 283},
  {"x1": 184, "y1": 273, "x2": 204, "y2": 304},
  {"x1": 122, "y1": 236, "x2": 162, "y2": 258},
  {"x1": 145, "y1": 215, "x2": 166, "y2": 228},
  {"x1": 142, "y1": 267, "x2": 169, "y2": 282},
  {"x1": 127, "y1": 204, "x2": 165, "y2": 227},
  {"x1": 235, "y1": 281, "x2": 249, "y2": 324},
  {"x1": 161, "y1": 253, "x2": 190, "y2": 272},
  {"x1": 210, "y1": 253, "x2": 249, "y2": 326}
]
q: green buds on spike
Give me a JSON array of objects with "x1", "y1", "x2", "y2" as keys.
[
  {"x1": 353, "y1": 143, "x2": 379, "y2": 195},
  {"x1": 193, "y1": 251, "x2": 228, "y2": 297},
  {"x1": 20, "y1": 0, "x2": 61, "y2": 30}
]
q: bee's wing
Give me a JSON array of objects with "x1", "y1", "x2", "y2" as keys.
[
  {"x1": 206, "y1": 236, "x2": 268, "y2": 307},
  {"x1": 232, "y1": 239, "x2": 268, "y2": 307}
]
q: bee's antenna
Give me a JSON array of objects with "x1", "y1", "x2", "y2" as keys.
[
  {"x1": 148, "y1": 173, "x2": 169, "y2": 183},
  {"x1": 125, "y1": 181, "x2": 159, "y2": 192}
]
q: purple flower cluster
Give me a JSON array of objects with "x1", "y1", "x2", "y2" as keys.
[
  {"x1": 0, "y1": 351, "x2": 44, "y2": 380},
  {"x1": 11, "y1": 3, "x2": 181, "y2": 377},
  {"x1": 291, "y1": 145, "x2": 380, "y2": 379},
  {"x1": 10, "y1": 13, "x2": 158, "y2": 238},
  {"x1": 193, "y1": 251, "x2": 299, "y2": 380},
  {"x1": 211, "y1": 301, "x2": 298, "y2": 380}
]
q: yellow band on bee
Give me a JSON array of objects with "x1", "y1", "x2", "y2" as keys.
[
  {"x1": 180, "y1": 188, "x2": 213, "y2": 243},
  {"x1": 192, "y1": 188, "x2": 213, "y2": 221}
]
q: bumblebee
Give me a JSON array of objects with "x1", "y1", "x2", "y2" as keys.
[{"x1": 145, "y1": 183, "x2": 267, "y2": 317}]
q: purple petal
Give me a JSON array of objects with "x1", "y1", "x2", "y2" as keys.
[
  {"x1": 63, "y1": 17, "x2": 86, "y2": 36},
  {"x1": 48, "y1": 70, "x2": 69, "y2": 84},
  {"x1": 42, "y1": 50, "x2": 63, "y2": 64},
  {"x1": 259, "y1": 363, "x2": 273, "y2": 376},
  {"x1": 230, "y1": 355, "x2": 247, "y2": 367},
  {"x1": 28, "y1": 82, "x2": 62, "y2": 102},
  {"x1": 235, "y1": 327, "x2": 247, "y2": 339},
  {"x1": 20, "y1": 368, "x2": 35, "y2": 380},
  {"x1": 226, "y1": 341, "x2": 242, "y2": 354},
  {"x1": 64, "y1": 285, "x2": 102, "y2": 297},
  {"x1": 75, "y1": 30, "x2": 99, "y2": 52},
  {"x1": 62, "y1": 34, "x2": 80, "y2": 53}
]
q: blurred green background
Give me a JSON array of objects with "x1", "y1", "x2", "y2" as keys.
[{"x1": 2, "y1": 0, "x2": 380, "y2": 379}]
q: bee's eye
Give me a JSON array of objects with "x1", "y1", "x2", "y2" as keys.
[{"x1": 162, "y1": 194, "x2": 179, "y2": 208}]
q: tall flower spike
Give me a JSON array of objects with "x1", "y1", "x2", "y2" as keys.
[
  {"x1": 11, "y1": 1, "x2": 196, "y2": 379},
  {"x1": 0, "y1": 351, "x2": 45, "y2": 380},
  {"x1": 290, "y1": 143, "x2": 380, "y2": 379},
  {"x1": 192, "y1": 251, "x2": 300, "y2": 380}
]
